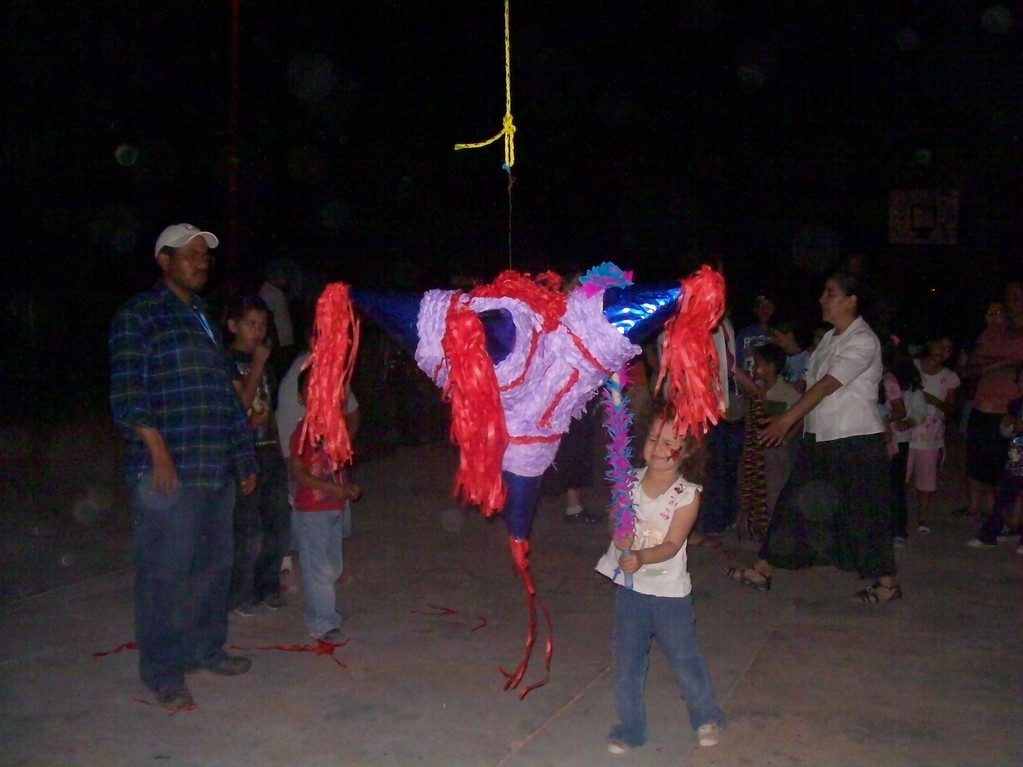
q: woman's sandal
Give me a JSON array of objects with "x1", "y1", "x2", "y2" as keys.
[
  {"x1": 722, "y1": 565, "x2": 771, "y2": 591},
  {"x1": 852, "y1": 582, "x2": 903, "y2": 604}
]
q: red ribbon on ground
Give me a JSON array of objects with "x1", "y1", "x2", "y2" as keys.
[
  {"x1": 92, "y1": 641, "x2": 137, "y2": 657},
  {"x1": 411, "y1": 604, "x2": 459, "y2": 615},
  {"x1": 248, "y1": 639, "x2": 350, "y2": 668}
]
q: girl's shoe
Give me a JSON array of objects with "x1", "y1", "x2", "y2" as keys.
[{"x1": 697, "y1": 723, "x2": 720, "y2": 747}]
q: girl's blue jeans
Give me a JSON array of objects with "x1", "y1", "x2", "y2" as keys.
[{"x1": 610, "y1": 587, "x2": 724, "y2": 748}]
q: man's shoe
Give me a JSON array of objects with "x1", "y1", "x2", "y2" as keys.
[
  {"x1": 233, "y1": 602, "x2": 258, "y2": 617},
  {"x1": 262, "y1": 593, "x2": 287, "y2": 611},
  {"x1": 967, "y1": 538, "x2": 996, "y2": 549},
  {"x1": 319, "y1": 628, "x2": 343, "y2": 643},
  {"x1": 200, "y1": 656, "x2": 251, "y2": 676},
  {"x1": 154, "y1": 685, "x2": 195, "y2": 710}
]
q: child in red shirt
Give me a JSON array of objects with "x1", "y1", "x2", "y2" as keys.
[{"x1": 288, "y1": 367, "x2": 362, "y2": 641}]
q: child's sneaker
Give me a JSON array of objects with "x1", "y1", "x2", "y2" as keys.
[
  {"x1": 967, "y1": 538, "x2": 996, "y2": 549},
  {"x1": 606, "y1": 739, "x2": 629, "y2": 755},
  {"x1": 233, "y1": 602, "x2": 258, "y2": 617},
  {"x1": 893, "y1": 536, "x2": 907, "y2": 548},
  {"x1": 996, "y1": 525, "x2": 1019, "y2": 541},
  {"x1": 697, "y1": 723, "x2": 720, "y2": 747},
  {"x1": 280, "y1": 555, "x2": 300, "y2": 593},
  {"x1": 917, "y1": 524, "x2": 932, "y2": 535}
]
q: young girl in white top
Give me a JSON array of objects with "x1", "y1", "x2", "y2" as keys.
[
  {"x1": 596, "y1": 404, "x2": 724, "y2": 754},
  {"x1": 908, "y1": 335, "x2": 960, "y2": 533}
]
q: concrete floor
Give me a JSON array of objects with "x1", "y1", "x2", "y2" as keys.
[{"x1": 1, "y1": 439, "x2": 1021, "y2": 767}]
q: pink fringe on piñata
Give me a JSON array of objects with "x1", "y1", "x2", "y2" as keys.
[
  {"x1": 441, "y1": 294, "x2": 509, "y2": 516},
  {"x1": 655, "y1": 265, "x2": 726, "y2": 440},
  {"x1": 302, "y1": 283, "x2": 361, "y2": 469}
]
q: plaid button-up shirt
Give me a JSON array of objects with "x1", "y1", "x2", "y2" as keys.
[{"x1": 109, "y1": 281, "x2": 257, "y2": 488}]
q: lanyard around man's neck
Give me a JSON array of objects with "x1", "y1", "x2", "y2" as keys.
[{"x1": 193, "y1": 305, "x2": 217, "y2": 346}]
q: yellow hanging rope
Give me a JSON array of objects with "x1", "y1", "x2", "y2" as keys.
[
  {"x1": 454, "y1": 0, "x2": 516, "y2": 172},
  {"x1": 454, "y1": 0, "x2": 516, "y2": 266}
]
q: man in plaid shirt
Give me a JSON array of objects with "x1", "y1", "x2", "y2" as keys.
[{"x1": 110, "y1": 223, "x2": 259, "y2": 710}]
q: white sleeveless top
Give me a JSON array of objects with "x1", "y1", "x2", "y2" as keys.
[{"x1": 595, "y1": 468, "x2": 701, "y2": 598}]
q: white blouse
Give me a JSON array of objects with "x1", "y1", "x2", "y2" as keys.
[{"x1": 804, "y1": 315, "x2": 884, "y2": 442}]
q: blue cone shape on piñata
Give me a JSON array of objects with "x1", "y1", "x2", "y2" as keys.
[
  {"x1": 603, "y1": 284, "x2": 682, "y2": 345},
  {"x1": 349, "y1": 289, "x2": 422, "y2": 355}
]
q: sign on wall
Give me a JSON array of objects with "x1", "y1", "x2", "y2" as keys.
[{"x1": 889, "y1": 189, "x2": 959, "y2": 245}]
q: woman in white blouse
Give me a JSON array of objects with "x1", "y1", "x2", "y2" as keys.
[{"x1": 723, "y1": 273, "x2": 901, "y2": 603}]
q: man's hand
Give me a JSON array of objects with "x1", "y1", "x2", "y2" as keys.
[
  {"x1": 150, "y1": 454, "x2": 179, "y2": 495},
  {"x1": 240, "y1": 473, "x2": 259, "y2": 496}
]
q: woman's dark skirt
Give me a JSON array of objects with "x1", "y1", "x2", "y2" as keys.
[
  {"x1": 965, "y1": 410, "x2": 1009, "y2": 487},
  {"x1": 759, "y1": 432, "x2": 896, "y2": 579}
]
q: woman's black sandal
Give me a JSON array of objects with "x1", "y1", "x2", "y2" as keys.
[
  {"x1": 722, "y1": 566, "x2": 771, "y2": 591},
  {"x1": 853, "y1": 582, "x2": 902, "y2": 603}
]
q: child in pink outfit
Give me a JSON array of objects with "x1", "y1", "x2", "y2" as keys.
[{"x1": 907, "y1": 336, "x2": 960, "y2": 533}]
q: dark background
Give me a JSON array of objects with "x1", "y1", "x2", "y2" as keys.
[{"x1": 3, "y1": 0, "x2": 1021, "y2": 422}]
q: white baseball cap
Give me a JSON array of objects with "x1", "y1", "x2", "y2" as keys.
[{"x1": 154, "y1": 223, "x2": 219, "y2": 256}]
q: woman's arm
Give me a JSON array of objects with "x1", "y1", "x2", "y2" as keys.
[{"x1": 759, "y1": 374, "x2": 842, "y2": 447}]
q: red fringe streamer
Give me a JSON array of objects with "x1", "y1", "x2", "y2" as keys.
[
  {"x1": 499, "y1": 537, "x2": 554, "y2": 699},
  {"x1": 302, "y1": 283, "x2": 361, "y2": 469},
  {"x1": 441, "y1": 295, "x2": 509, "y2": 516},
  {"x1": 469, "y1": 270, "x2": 566, "y2": 332},
  {"x1": 654, "y1": 265, "x2": 726, "y2": 440}
]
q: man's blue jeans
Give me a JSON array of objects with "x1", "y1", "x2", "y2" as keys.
[
  {"x1": 610, "y1": 587, "x2": 724, "y2": 748},
  {"x1": 131, "y1": 477, "x2": 235, "y2": 691},
  {"x1": 291, "y1": 508, "x2": 344, "y2": 638}
]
